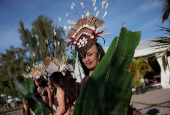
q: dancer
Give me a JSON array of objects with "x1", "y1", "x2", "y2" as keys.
[
  {"x1": 66, "y1": 15, "x2": 141, "y2": 115},
  {"x1": 34, "y1": 76, "x2": 52, "y2": 113},
  {"x1": 50, "y1": 72, "x2": 75, "y2": 115}
]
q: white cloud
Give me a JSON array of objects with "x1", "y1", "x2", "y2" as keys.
[
  {"x1": 138, "y1": 1, "x2": 158, "y2": 12},
  {"x1": 137, "y1": 17, "x2": 160, "y2": 30}
]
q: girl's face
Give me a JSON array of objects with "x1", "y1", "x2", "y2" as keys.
[
  {"x1": 35, "y1": 81, "x2": 39, "y2": 87},
  {"x1": 81, "y1": 52, "x2": 100, "y2": 73},
  {"x1": 35, "y1": 80, "x2": 41, "y2": 87}
]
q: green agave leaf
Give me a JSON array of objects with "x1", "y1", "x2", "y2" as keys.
[
  {"x1": 74, "y1": 27, "x2": 141, "y2": 115},
  {"x1": 26, "y1": 78, "x2": 35, "y2": 93},
  {"x1": 14, "y1": 80, "x2": 50, "y2": 115},
  {"x1": 23, "y1": 78, "x2": 34, "y2": 93}
]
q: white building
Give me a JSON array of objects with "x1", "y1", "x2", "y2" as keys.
[{"x1": 74, "y1": 38, "x2": 170, "y2": 88}]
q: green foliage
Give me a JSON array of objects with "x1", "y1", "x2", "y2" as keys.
[
  {"x1": 14, "y1": 80, "x2": 50, "y2": 115},
  {"x1": 133, "y1": 80, "x2": 144, "y2": 87},
  {"x1": 23, "y1": 78, "x2": 35, "y2": 93},
  {"x1": 0, "y1": 46, "x2": 30, "y2": 97},
  {"x1": 18, "y1": 15, "x2": 66, "y2": 63},
  {"x1": 0, "y1": 46, "x2": 28, "y2": 82},
  {"x1": 0, "y1": 79, "x2": 11, "y2": 94},
  {"x1": 159, "y1": 0, "x2": 170, "y2": 23},
  {"x1": 74, "y1": 27, "x2": 141, "y2": 115},
  {"x1": 129, "y1": 57, "x2": 153, "y2": 87}
]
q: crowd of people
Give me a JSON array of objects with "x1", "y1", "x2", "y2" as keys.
[
  {"x1": 23, "y1": 62, "x2": 79, "y2": 115},
  {"x1": 20, "y1": 14, "x2": 140, "y2": 115}
]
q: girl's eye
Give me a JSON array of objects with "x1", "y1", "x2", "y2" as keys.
[{"x1": 87, "y1": 53, "x2": 92, "y2": 57}]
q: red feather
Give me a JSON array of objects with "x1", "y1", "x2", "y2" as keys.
[{"x1": 67, "y1": 38, "x2": 76, "y2": 48}]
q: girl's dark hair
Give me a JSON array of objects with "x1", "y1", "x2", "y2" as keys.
[
  {"x1": 50, "y1": 72, "x2": 75, "y2": 101},
  {"x1": 78, "y1": 42, "x2": 105, "y2": 76},
  {"x1": 39, "y1": 78, "x2": 48, "y2": 88}
]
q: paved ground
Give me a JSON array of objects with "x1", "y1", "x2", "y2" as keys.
[
  {"x1": 0, "y1": 109, "x2": 23, "y2": 115},
  {"x1": 0, "y1": 88, "x2": 170, "y2": 115},
  {"x1": 0, "y1": 104, "x2": 23, "y2": 115},
  {"x1": 130, "y1": 88, "x2": 170, "y2": 115}
]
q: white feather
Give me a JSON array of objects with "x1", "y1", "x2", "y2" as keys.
[
  {"x1": 54, "y1": 41, "x2": 56, "y2": 47},
  {"x1": 94, "y1": 7, "x2": 97, "y2": 11},
  {"x1": 67, "y1": 19, "x2": 71, "y2": 24},
  {"x1": 101, "y1": 1, "x2": 106, "y2": 10},
  {"x1": 103, "y1": 11, "x2": 107, "y2": 18},
  {"x1": 53, "y1": 28, "x2": 56, "y2": 33},
  {"x1": 96, "y1": 26, "x2": 110, "y2": 36},
  {"x1": 70, "y1": 20, "x2": 76, "y2": 24},
  {"x1": 64, "y1": 25, "x2": 67, "y2": 30},
  {"x1": 66, "y1": 12, "x2": 69, "y2": 18},
  {"x1": 81, "y1": 2, "x2": 84, "y2": 6},
  {"x1": 54, "y1": 31, "x2": 56, "y2": 36},
  {"x1": 82, "y1": 5, "x2": 85, "y2": 12},
  {"x1": 86, "y1": 11, "x2": 90, "y2": 16},
  {"x1": 96, "y1": 26, "x2": 105, "y2": 33},
  {"x1": 35, "y1": 35, "x2": 38, "y2": 39},
  {"x1": 93, "y1": 0, "x2": 96, "y2": 6},
  {"x1": 72, "y1": 2, "x2": 75, "y2": 6},
  {"x1": 96, "y1": 10, "x2": 99, "y2": 17},
  {"x1": 105, "y1": 2, "x2": 109, "y2": 9}
]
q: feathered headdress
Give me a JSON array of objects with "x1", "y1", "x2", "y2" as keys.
[{"x1": 66, "y1": 15, "x2": 107, "y2": 54}]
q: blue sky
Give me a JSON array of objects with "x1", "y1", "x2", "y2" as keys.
[{"x1": 0, "y1": 0, "x2": 169, "y2": 54}]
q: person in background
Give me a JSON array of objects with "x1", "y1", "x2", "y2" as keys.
[
  {"x1": 3, "y1": 100, "x2": 7, "y2": 111},
  {"x1": 34, "y1": 77, "x2": 52, "y2": 114},
  {"x1": 50, "y1": 72, "x2": 75, "y2": 115},
  {"x1": 15, "y1": 97, "x2": 19, "y2": 106},
  {"x1": 7, "y1": 98, "x2": 12, "y2": 109},
  {"x1": 22, "y1": 99, "x2": 31, "y2": 115}
]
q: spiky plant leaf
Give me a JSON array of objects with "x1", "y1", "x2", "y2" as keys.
[
  {"x1": 74, "y1": 27, "x2": 141, "y2": 115},
  {"x1": 14, "y1": 80, "x2": 50, "y2": 115},
  {"x1": 25, "y1": 78, "x2": 35, "y2": 93}
]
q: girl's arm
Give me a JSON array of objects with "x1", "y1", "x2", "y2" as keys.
[
  {"x1": 56, "y1": 87, "x2": 65, "y2": 115},
  {"x1": 46, "y1": 87, "x2": 52, "y2": 108}
]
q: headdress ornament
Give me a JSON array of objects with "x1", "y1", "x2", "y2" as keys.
[
  {"x1": 41, "y1": 56, "x2": 70, "y2": 77},
  {"x1": 41, "y1": 56, "x2": 61, "y2": 76},
  {"x1": 66, "y1": 15, "x2": 106, "y2": 55},
  {"x1": 28, "y1": 67, "x2": 41, "y2": 80}
]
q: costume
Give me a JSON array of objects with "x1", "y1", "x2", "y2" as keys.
[
  {"x1": 66, "y1": 7, "x2": 141, "y2": 115},
  {"x1": 67, "y1": 15, "x2": 107, "y2": 55},
  {"x1": 80, "y1": 76, "x2": 89, "y2": 92}
]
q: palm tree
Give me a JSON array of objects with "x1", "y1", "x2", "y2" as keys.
[
  {"x1": 128, "y1": 57, "x2": 154, "y2": 87},
  {"x1": 159, "y1": 0, "x2": 170, "y2": 23}
]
